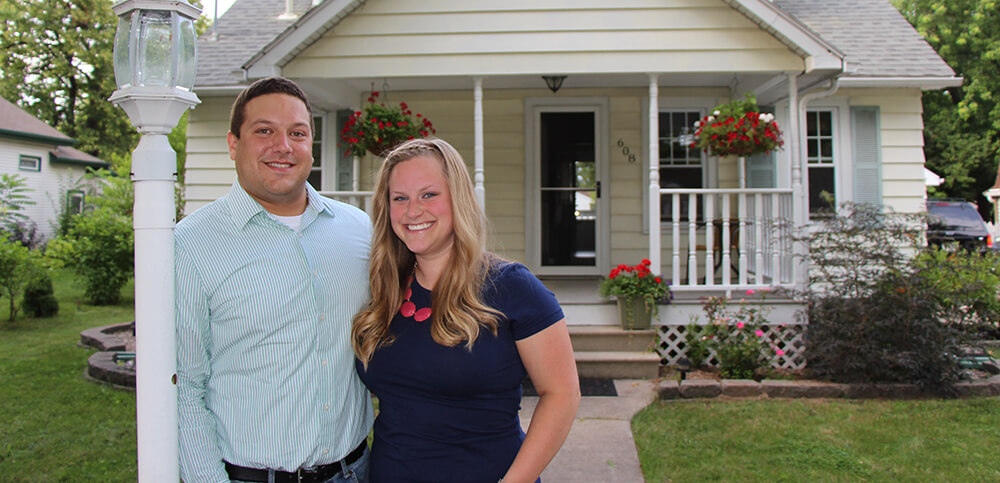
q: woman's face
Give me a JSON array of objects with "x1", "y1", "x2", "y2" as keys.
[{"x1": 388, "y1": 155, "x2": 455, "y2": 264}]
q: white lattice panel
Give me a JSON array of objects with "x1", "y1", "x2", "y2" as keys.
[{"x1": 656, "y1": 323, "x2": 807, "y2": 370}]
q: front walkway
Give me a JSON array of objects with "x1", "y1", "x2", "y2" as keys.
[{"x1": 519, "y1": 379, "x2": 658, "y2": 482}]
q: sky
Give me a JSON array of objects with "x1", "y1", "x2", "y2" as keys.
[{"x1": 199, "y1": 0, "x2": 237, "y2": 22}]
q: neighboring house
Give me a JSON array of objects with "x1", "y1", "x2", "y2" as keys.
[
  {"x1": 184, "y1": 0, "x2": 958, "y2": 327},
  {"x1": 0, "y1": 97, "x2": 109, "y2": 241}
]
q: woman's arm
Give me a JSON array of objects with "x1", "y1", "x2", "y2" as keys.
[{"x1": 502, "y1": 319, "x2": 581, "y2": 483}]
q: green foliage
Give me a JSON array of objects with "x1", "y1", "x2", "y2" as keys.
[
  {"x1": 686, "y1": 293, "x2": 778, "y2": 379},
  {"x1": 48, "y1": 209, "x2": 134, "y2": 305},
  {"x1": 0, "y1": 0, "x2": 138, "y2": 162},
  {"x1": 21, "y1": 270, "x2": 58, "y2": 318},
  {"x1": 797, "y1": 203, "x2": 970, "y2": 392},
  {"x1": 0, "y1": 235, "x2": 34, "y2": 321},
  {"x1": 911, "y1": 248, "x2": 1000, "y2": 337},
  {"x1": 599, "y1": 259, "x2": 672, "y2": 316},
  {"x1": 341, "y1": 91, "x2": 437, "y2": 157},
  {"x1": 0, "y1": 173, "x2": 34, "y2": 232},
  {"x1": 893, "y1": 0, "x2": 1000, "y2": 219}
]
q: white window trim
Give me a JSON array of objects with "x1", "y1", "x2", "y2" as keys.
[
  {"x1": 805, "y1": 98, "x2": 854, "y2": 212},
  {"x1": 312, "y1": 112, "x2": 327, "y2": 190},
  {"x1": 19, "y1": 155, "x2": 41, "y2": 172},
  {"x1": 641, "y1": 97, "x2": 714, "y2": 233}
]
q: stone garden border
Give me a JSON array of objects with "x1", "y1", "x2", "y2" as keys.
[
  {"x1": 80, "y1": 321, "x2": 135, "y2": 390},
  {"x1": 657, "y1": 374, "x2": 1000, "y2": 400}
]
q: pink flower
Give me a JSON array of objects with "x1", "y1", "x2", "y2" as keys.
[
  {"x1": 755, "y1": 330, "x2": 764, "y2": 337},
  {"x1": 746, "y1": 289, "x2": 756, "y2": 295},
  {"x1": 736, "y1": 322, "x2": 745, "y2": 329},
  {"x1": 775, "y1": 347, "x2": 785, "y2": 356}
]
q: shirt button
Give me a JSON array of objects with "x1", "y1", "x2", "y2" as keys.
[
  {"x1": 319, "y1": 314, "x2": 326, "y2": 321},
  {"x1": 321, "y1": 359, "x2": 328, "y2": 366},
  {"x1": 324, "y1": 404, "x2": 330, "y2": 411},
  {"x1": 323, "y1": 449, "x2": 329, "y2": 455}
]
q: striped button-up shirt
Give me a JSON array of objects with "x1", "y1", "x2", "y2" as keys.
[{"x1": 176, "y1": 182, "x2": 374, "y2": 483}]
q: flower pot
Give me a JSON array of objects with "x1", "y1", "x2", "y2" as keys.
[{"x1": 616, "y1": 296, "x2": 653, "y2": 330}]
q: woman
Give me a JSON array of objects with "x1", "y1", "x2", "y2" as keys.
[{"x1": 353, "y1": 138, "x2": 580, "y2": 483}]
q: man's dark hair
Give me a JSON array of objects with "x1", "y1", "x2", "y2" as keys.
[{"x1": 229, "y1": 76, "x2": 314, "y2": 139}]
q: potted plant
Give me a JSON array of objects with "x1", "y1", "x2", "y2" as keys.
[
  {"x1": 599, "y1": 259, "x2": 672, "y2": 330},
  {"x1": 340, "y1": 91, "x2": 437, "y2": 158},
  {"x1": 689, "y1": 93, "x2": 783, "y2": 157}
]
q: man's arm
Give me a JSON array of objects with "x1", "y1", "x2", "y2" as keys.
[{"x1": 175, "y1": 245, "x2": 229, "y2": 483}]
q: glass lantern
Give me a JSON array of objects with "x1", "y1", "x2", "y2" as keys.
[{"x1": 112, "y1": 1, "x2": 199, "y2": 91}]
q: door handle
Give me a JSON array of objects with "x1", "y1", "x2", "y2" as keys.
[{"x1": 596, "y1": 181, "x2": 601, "y2": 198}]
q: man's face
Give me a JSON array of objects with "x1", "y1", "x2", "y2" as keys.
[{"x1": 228, "y1": 93, "x2": 313, "y2": 215}]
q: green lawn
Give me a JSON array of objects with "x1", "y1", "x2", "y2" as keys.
[
  {"x1": 5, "y1": 269, "x2": 1000, "y2": 482},
  {"x1": 0, "y1": 269, "x2": 137, "y2": 482},
  {"x1": 633, "y1": 397, "x2": 1000, "y2": 482}
]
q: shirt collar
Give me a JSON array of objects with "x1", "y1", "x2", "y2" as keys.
[{"x1": 224, "y1": 182, "x2": 334, "y2": 229}]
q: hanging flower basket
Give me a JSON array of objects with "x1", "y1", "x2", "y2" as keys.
[
  {"x1": 340, "y1": 91, "x2": 437, "y2": 158},
  {"x1": 690, "y1": 93, "x2": 784, "y2": 157}
]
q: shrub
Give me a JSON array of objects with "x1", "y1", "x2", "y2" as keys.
[
  {"x1": 910, "y1": 248, "x2": 1000, "y2": 338},
  {"x1": 686, "y1": 292, "x2": 778, "y2": 379},
  {"x1": 47, "y1": 208, "x2": 133, "y2": 305},
  {"x1": 21, "y1": 270, "x2": 58, "y2": 318},
  {"x1": 796, "y1": 202, "x2": 969, "y2": 392},
  {"x1": 599, "y1": 259, "x2": 672, "y2": 316}
]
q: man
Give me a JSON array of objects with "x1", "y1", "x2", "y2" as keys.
[{"x1": 176, "y1": 76, "x2": 373, "y2": 483}]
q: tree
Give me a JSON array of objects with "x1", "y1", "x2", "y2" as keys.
[
  {"x1": 0, "y1": 0, "x2": 138, "y2": 162},
  {"x1": 0, "y1": 236, "x2": 34, "y2": 321},
  {"x1": 0, "y1": 174, "x2": 34, "y2": 232},
  {"x1": 893, "y1": 0, "x2": 1000, "y2": 218}
]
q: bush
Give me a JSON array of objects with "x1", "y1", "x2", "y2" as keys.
[
  {"x1": 797, "y1": 203, "x2": 970, "y2": 392},
  {"x1": 47, "y1": 208, "x2": 133, "y2": 305},
  {"x1": 685, "y1": 293, "x2": 778, "y2": 379},
  {"x1": 21, "y1": 270, "x2": 58, "y2": 318},
  {"x1": 911, "y1": 248, "x2": 1000, "y2": 338}
]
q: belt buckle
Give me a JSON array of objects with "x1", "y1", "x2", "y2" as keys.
[{"x1": 296, "y1": 468, "x2": 303, "y2": 483}]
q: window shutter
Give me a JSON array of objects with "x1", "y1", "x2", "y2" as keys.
[
  {"x1": 851, "y1": 107, "x2": 881, "y2": 206},
  {"x1": 335, "y1": 109, "x2": 354, "y2": 190},
  {"x1": 746, "y1": 152, "x2": 775, "y2": 188},
  {"x1": 747, "y1": 105, "x2": 776, "y2": 188}
]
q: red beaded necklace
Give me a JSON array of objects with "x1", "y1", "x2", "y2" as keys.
[{"x1": 399, "y1": 275, "x2": 432, "y2": 322}]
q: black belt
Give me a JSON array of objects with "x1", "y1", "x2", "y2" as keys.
[{"x1": 224, "y1": 441, "x2": 366, "y2": 483}]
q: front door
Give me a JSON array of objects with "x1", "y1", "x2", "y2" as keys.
[{"x1": 527, "y1": 99, "x2": 608, "y2": 276}]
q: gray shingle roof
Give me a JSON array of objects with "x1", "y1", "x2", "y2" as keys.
[
  {"x1": 195, "y1": 0, "x2": 955, "y2": 88},
  {"x1": 195, "y1": 0, "x2": 316, "y2": 87},
  {"x1": 773, "y1": 0, "x2": 956, "y2": 78},
  {"x1": 0, "y1": 96, "x2": 74, "y2": 144}
]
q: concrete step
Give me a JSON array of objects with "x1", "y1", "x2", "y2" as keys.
[
  {"x1": 569, "y1": 325, "x2": 656, "y2": 352},
  {"x1": 574, "y1": 351, "x2": 661, "y2": 379}
]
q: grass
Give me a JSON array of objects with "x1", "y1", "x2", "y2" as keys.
[
  {"x1": 633, "y1": 397, "x2": 1000, "y2": 482},
  {"x1": 0, "y1": 269, "x2": 137, "y2": 482}
]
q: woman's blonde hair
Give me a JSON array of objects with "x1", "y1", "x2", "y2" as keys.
[{"x1": 353, "y1": 138, "x2": 503, "y2": 367}]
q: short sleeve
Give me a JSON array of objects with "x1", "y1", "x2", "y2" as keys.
[{"x1": 487, "y1": 263, "x2": 565, "y2": 340}]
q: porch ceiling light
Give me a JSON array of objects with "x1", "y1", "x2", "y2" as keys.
[
  {"x1": 109, "y1": 0, "x2": 201, "y2": 134},
  {"x1": 543, "y1": 75, "x2": 567, "y2": 94}
]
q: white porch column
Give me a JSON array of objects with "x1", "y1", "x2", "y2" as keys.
[
  {"x1": 473, "y1": 77, "x2": 486, "y2": 210},
  {"x1": 786, "y1": 72, "x2": 807, "y2": 290},
  {"x1": 648, "y1": 74, "x2": 661, "y2": 271}
]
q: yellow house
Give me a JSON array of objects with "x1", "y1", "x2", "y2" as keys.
[{"x1": 185, "y1": 0, "x2": 959, "y2": 373}]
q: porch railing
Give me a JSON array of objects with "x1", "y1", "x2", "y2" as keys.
[{"x1": 659, "y1": 188, "x2": 796, "y2": 292}]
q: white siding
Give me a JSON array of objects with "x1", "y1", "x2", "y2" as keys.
[
  {"x1": 0, "y1": 139, "x2": 91, "y2": 241},
  {"x1": 284, "y1": 0, "x2": 802, "y2": 78}
]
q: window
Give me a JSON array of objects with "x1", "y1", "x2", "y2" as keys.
[
  {"x1": 659, "y1": 110, "x2": 704, "y2": 221},
  {"x1": 806, "y1": 110, "x2": 835, "y2": 215},
  {"x1": 67, "y1": 190, "x2": 85, "y2": 215},
  {"x1": 19, "y1": 155, "x2": 41, "y2": 171},
  {"x1": 307, "y1": 115, "x2": 324, "y2": 190}
]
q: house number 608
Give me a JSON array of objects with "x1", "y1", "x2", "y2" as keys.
[{"x1": 617, "y1": 138, "x2": 637, "y2": 163}]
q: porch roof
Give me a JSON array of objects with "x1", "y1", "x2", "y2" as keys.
[{"x1": 194, "y1": 0, "x2": 958, "y2": 96}]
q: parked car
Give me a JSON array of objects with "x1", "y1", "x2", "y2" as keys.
[{"x1": 926, "y1": 199, "x2": 994, "y2": 251}]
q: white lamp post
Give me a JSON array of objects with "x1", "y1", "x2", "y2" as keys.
[{"x1": 109, "y1": 1, "x2": 200, "y2": 481}]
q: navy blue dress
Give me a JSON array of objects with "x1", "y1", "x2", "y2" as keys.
[{"x1": 356, "y1": 262, "x2": 564, "y2": 483}]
